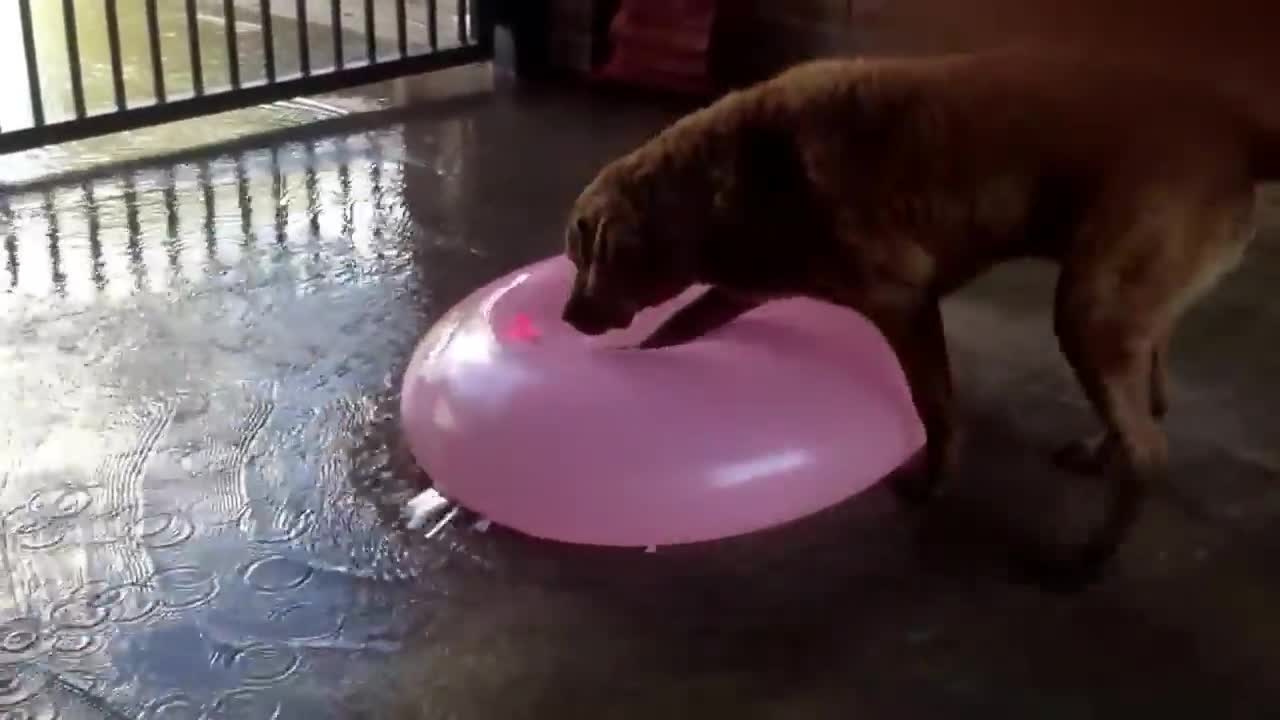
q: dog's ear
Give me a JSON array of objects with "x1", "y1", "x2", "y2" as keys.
[
  {"x1": 565, "y1": 213, "x2": 592, "y2": 262},
  {"x1": 593, "y1": 214, "x2": 642, "y2": 269},
  {"x1": 575, "y1": 216, "x2": 595, "y2": 250}
]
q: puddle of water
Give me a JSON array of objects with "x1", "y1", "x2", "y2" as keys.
[{"x1": 0, "y1": 116, "x2": 487, "y2": 717}]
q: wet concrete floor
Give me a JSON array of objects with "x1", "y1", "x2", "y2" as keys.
[{"x1": 3, "y1": 73, "x2": 1280, "y2": 718}]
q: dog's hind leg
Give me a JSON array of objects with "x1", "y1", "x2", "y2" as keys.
[
  {"x1": 1036, "y1": 184, "x2": 1252, "y2": 589},
  {"x1": 1047, "y1": 273, "x2": 1167, "y2": 587},
  {"x1": 1053, "y1": 330, "x2": 1172, "y2": 476}
]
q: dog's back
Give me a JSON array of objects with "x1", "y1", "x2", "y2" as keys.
[{"x1": 674, "y1": 52, "x2": 1267, "y2": 283}]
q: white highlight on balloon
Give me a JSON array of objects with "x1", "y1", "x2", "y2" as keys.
[{"x1": 711, "y1": 449, "x2": 813, "y2": 488}]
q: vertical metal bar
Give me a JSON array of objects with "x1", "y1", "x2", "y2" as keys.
[
  {"x1": 145, "y1": 0, "x2": 167, "y2": 103},
  {"x1": 260, "y1": 0, "x2": 277, "y2": 82},
  {"x1": 296, "y1": 0, "x2": 311, "y2": 76},
  {"x1": 223, "y1": 0, "x2": 241, "y2": 89},
  {"x1": 332, "y1": 0, "x2": 345, "y2": 69},
  {"x1": 427, "y1": 0, "x2": 438, "y2": 51},
  {"x1": 62, "y1": 0, "x2": 87, "y2": 119},
  {"x1": 365, "y1": 0, "x2": 376, "y2": 64},
  {"x1": 457, "y1": 0, "x2": 469, "y2": 45},
  {"x1": 186, "y1": 0, "x2": 205, "y2": 96},
  {"x1": 17, "y1": 0, "x2": 43, "y2": 127},
  {"x1": 105, "y1": 0, "x2": 127, "y2": 111},
  {"x1": 396, "y1": 0, "x2": 407, "y2": 57}
]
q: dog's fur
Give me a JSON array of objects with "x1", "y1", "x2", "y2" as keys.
[{"x1": 560, "y1": 49, "x2": 1280, "y2": 586}]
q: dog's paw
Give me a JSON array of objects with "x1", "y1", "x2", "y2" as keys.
[
  {"x1": 889, "y1": 437, "x2": 959, "y2": 506},
  {"x1": 890, "y1": 469, "x2": 940, "y2": 505}
]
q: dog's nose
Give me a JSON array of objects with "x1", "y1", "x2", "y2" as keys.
[
  {"x1": 562, "y1": 297, "x2": 618, "y2": 336},
  {"x1": 562, "y1": 308, "x2": 610, "y2": 336}
]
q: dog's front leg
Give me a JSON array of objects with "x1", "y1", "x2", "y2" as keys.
[
  {"x1": 846, "y1": 292, "x2": 957, "y2": 503},
  {"x1": 638, "y1": 287, "x2": 761, "y2": 349}
]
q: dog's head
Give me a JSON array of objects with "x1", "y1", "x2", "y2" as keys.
[{"x1": 560, "y1": 177, "x2": 696, "y2": 335}]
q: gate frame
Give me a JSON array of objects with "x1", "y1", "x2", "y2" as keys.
[{"x1": 0, "y1": 0, "x2": 500, "y2": 155}]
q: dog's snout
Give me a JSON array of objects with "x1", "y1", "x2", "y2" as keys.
[
  {"x1": 562, "y1": 298, "x2": 610, "y2": 335},
  {"x1": 562, "y1": 293, "x2": 631, "y2": 336}
]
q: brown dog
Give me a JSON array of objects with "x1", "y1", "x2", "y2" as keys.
[{"x1": 560, "y1": 49, "x2": 1278, "y2": 586}]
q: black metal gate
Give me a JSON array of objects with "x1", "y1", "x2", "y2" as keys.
[{"x1": 0, "y1": 0, "x2": 493, "y2": 155}]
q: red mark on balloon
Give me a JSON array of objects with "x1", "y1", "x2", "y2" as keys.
[{"x1": 505, "y1": 313, "x2": 541, "y2": 343}]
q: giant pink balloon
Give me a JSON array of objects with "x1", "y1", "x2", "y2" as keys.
[{"x1": 400, "y1": 256, "x2": 924, "y2": 547}]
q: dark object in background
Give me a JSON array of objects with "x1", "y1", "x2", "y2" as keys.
[
  {"x1": 595, "y1": 0, "x2": 720, "y2": 96},
  {"x1": 491, "y1": 0, "x2": 623, "y2": 81},
  {"x1": 548, "y1": 0, "x2": 622, "y2": 76},
  {"x1": 491, "y1": 0, "x2": 552, "y2": 79}
]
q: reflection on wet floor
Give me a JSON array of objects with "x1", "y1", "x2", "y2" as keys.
[
  {"x1": 0, "y1": 118, "x2": 482, "y2": 718},
  {"x1": 4, "y1": 135, "x2": 404, "y2": 304}
]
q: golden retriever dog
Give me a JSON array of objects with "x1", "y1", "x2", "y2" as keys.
[{"x1": 560, "y1": 49, "x2": 1277, "y2": 587}]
